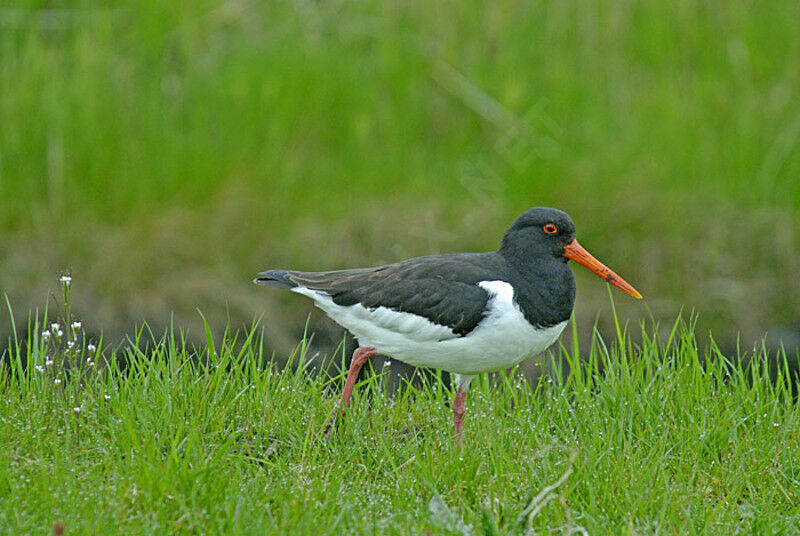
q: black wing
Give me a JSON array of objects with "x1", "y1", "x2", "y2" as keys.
[{"x1": 276, "y1": 253, "x2": 507, "y2": 336}]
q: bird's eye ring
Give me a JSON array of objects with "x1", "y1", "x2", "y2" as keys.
[{"x1": 543, "y1": 223, "x2": 558, "y2": 234}]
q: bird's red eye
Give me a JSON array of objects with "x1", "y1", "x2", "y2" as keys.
[{"x1": 543, "y1": 223, "x2": 558, "y2": 234}]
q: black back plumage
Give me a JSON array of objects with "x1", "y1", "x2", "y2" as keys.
[
  {"x1": 256, "y1": 207, "x2": 580, "y2": 336},
  {"x1": 258, "y1": 254, "x2": 496, "y2": 335}
]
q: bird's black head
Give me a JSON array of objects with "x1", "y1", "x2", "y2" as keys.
[
  {"x1": 499, "y1": 207, "x2": 576, "y2": 261},
  {"x1": 499, "y1": 206, "x2": 643, "y2": 299}
]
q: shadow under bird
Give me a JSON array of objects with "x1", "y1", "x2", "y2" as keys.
[{"x1": 255, "y1": 207, "x2": 642, "y2": 443}]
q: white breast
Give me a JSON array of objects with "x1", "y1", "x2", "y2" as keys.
[{"x1": 293, "y1": 280, "x2": 567, "y2": 375}]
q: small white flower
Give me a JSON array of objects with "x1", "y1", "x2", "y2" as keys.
[
  {"x1": 71, "y1": 321, "x2": 82, "y2": 331},
  {"x1": 42, "y1": 330, "x2": 51, "y2": 341},
  {"x1": 67, "y1": 340, "x2": 75, "y2": 349},
  {"x1": 104, "y1": 394, "x2": 111, "y2": 401},
  {"x1": 35, "y1": 365, "x2": 45, "y2": 373},
  {"x1": 87, "y1": 343, "x2": 97, "y2": 354},
  {"x1": 383, "y1": 361, "x2": 391, "y2": 368},
  {"x1": 57, "y1": 330, "x2": 63, "y2": 338},
  {"x1": 73, "y1": 407, "x2": 81, "y2": 414},
  {"x1": 86, "y1": 359, "x2": 95, "y2": 367},
  {"x1": 50, "y1": 323, "x2": 60, "y2": 332},
  {"x1": 60, "y1": 275, "x2": 72, "y2": 286},
  {"x1": 54, "y1": 378, "x2": 62, "y2": 385},
  {"x1": 45, "y1": 359, "x2": 54, "y2": 367}
]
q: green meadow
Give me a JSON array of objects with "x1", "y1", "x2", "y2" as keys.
[
  {"x1": 1, "y1": 294, "x2": 798, "y2": 534},
  {"x1": 2, "y1": 1, "x2": 800, "y2": 534}
]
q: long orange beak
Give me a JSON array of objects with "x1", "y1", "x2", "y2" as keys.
[{"x1": 563, "y1": 239, "x2": 642, "y2": 299}]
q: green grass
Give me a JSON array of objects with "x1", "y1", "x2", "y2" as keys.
[
  {"x1": 2, "y1": 4, "x2": 799, "y2": 532},
  {"x1": 1, "y1": 0, "x2": 799, "y2": 350},
  {"x1": 2, "y1": 295, "x2": 798, "y2": 534}
]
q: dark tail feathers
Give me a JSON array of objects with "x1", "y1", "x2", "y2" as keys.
[{"x1": 253, "y1": 270, "x2": 297, "y2": 289}]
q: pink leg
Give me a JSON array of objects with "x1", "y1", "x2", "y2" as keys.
[
  {"x1": 325, "y1": 346, "x2": 377, "y2": 440},
  {"x1": 452, "y1": 387, "x2": 467, "y2": 445},
  {"x1": 339, "y1": 346, "x2": 378, "y2": 416}
]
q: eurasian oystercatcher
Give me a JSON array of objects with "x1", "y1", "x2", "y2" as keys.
[{"x1": 255, "y1": 207, "x2": 641, "y2": 442}]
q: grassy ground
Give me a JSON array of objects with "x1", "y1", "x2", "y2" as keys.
[
  {"x1": 1, "y1": 1, "x2": 799, "y2": 352},
  {"x1": 2, "y1": 4, "x2": 799, "y2": 534},
  {"x1": 2, "y1": 288, "x2": 798, "y2": 534}
]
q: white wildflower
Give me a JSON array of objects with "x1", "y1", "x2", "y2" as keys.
[
  {"x1": 45, "y1": 359, "x2": 54, "y2": 367},
  {"x1": 54, "y1": 378, "x2": 62, "y2": 385},
  {"x1": 35, "y1": 365, "x2": 45, "y2": 373},
  {"x1": 71, "y1": 321, "x2": 81, "y2": 331},
  {"x1": 60, "y1": 275, "x2": 72, "y2": 286},
  {"x1": 87, "y1": 343, "x2": 97, "y2": 354},
  {"x1": 73, "y1": 407, "x2": 81, "y2": 414},
  {"x1": 67, "y1": 340, "x2": 75, "y2": 349},
  {"x1": 42, "y1": 330, "x2": 51, "y2": 341},
  {"x1": 50, "y1": 323, "x2": 60, "y2": 332},
  {"x1": 104, "y1": 394, "x2": 111, "y2": 401}
]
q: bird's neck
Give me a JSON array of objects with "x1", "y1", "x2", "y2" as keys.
[{"x1": 505, "y1": 256, "x2": 576, "y2": 328}]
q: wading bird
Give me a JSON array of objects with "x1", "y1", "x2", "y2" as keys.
[{"x1": 255, "y1": 207, "x2": 641, "y2": 443}]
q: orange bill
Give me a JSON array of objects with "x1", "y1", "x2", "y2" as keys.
[{"x1": 562, "y1": 239, "x2": 642, "y2": 299}]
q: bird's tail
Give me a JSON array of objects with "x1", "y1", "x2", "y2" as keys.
[{"x1": 253, "y1": 270, "x2": 297, "y2": 289}]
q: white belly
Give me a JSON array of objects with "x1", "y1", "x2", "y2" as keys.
[{"x1": 294, "y1": 280, "x2": 567, "y2": 375}]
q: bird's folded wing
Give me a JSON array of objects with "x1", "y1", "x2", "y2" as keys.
[{"x1": 284, "y1": 258, "x2": 493, "y2": 337}]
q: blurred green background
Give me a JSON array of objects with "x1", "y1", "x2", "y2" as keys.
[{"x1": 1, "y1": 0, "x2": 799, "y2": 357}]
